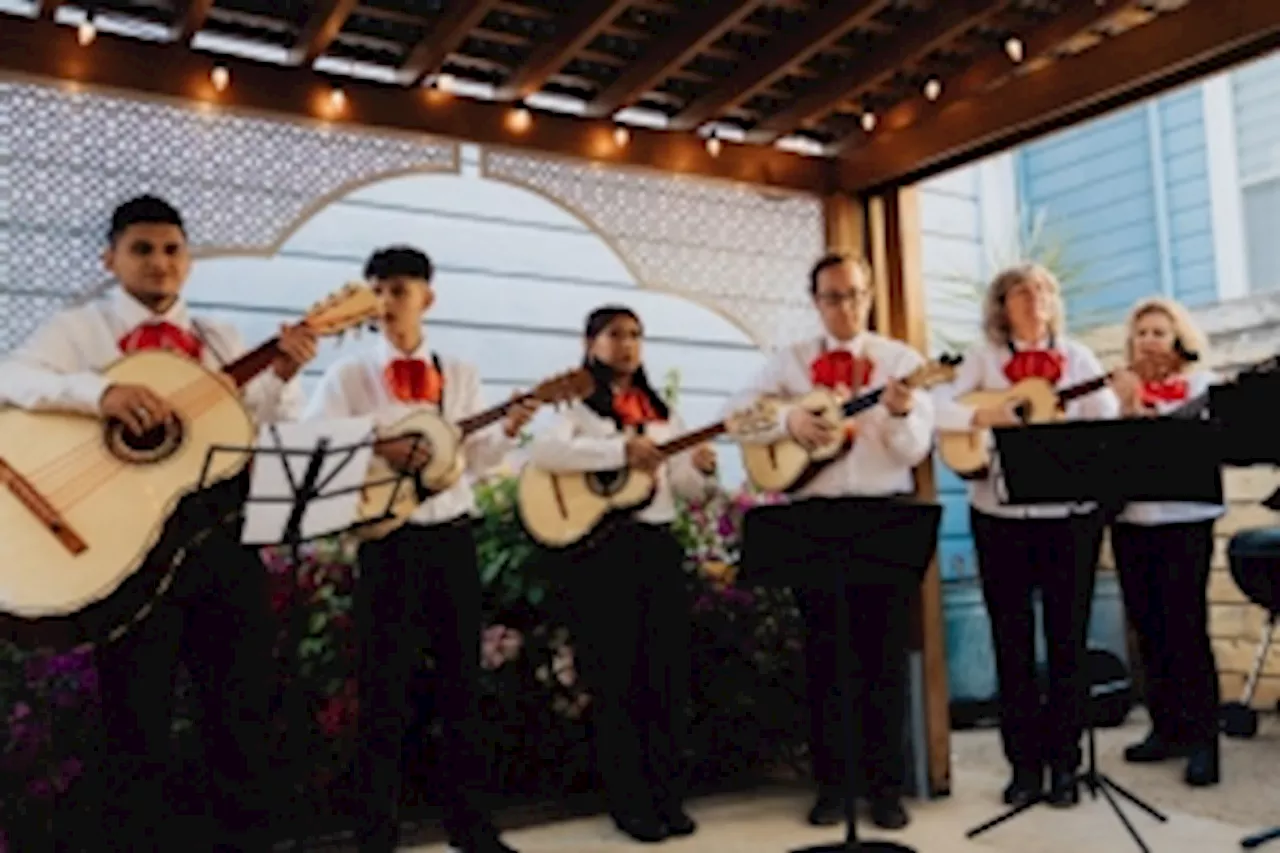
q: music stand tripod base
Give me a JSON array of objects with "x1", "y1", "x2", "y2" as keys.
[
  {"x1": 1243, "y1": 826, "x2": 1280, "y2": 849},
  {"x1": 793, "y1": 839, "x2": 915, "y2": 853}
]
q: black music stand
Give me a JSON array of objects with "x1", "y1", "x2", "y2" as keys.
[
  {"x1": 194, "y1": 421, "x2": 422, "y2": 843},
  {"x1": 739, "y1": 496, "x2": 942, "y2": 853},
  {"x1": 1244, "y1": 827, "x2": 1280, "y2": 850},
  {"x1": 965, "y1": 418, "x2": 1224, "y2": 853}
]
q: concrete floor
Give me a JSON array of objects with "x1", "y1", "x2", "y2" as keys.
[{"x1": 405, "y1": 716, "x2": 1279, "y2": 853}]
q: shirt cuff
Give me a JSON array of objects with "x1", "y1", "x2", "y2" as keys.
[{"x1": 75, "y1": 373, "x2": 113, "y2": 414}]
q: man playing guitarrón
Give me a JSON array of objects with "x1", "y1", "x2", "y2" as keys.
[
  {"x1": 0, "y1": 195, "x2": 318, "y2": 853},
  {"x1": 727, "y1": 253, "x2": 935, "y2": 831},
  {"x1": 304, "y1": 245, "x2": 534, "y2": 853}
]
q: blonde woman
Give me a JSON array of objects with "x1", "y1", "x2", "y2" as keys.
[
  {"x1": 932, "y1": 263, "x2": 1120, "y2": 809},
  {"x1": 1109, "y1": 297, "x2": 1223, "y2": 787}
]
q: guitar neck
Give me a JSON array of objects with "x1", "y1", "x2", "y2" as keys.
[
  {"x1": 842, "y1": 387, "x2": 885, "y2": 417},
  {"x1": 1057, "y1": 372, "x2": 1113, "y2": 404},
  {"x1": 223, "y1": 338, "x2": 281, "y2": 388},
  {"x1": 457, "y1": 394, "x2": 533, "y2": 436},
  {"x1": 657, "y1": 422, "x2": 727, "y2": 458}
]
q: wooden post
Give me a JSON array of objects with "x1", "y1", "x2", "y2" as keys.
[{"x1": 863, "y1": 186, "x2": 953, "y2": 798}]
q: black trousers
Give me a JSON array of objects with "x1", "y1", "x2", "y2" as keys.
[
  {"x1": 353, "y1": 519, "x2": 492, "y2": 852},
  {"x1": 796, "y1": 572, "x2": 911, "y2": 798},
  {"x1": 970, "y1": 509, "x2": 1102, "y2": 773},
  {"x1": 1111, "y1": 520, "x2": 1220, "y2": 746},
  {"x1": 94, "y1": 501, "x2": 276, "y2": 853},
  {"x1": 566, "y1": 522, "x2": 691, "y2": 819}
]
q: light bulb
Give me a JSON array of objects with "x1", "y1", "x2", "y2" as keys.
[
  {"x1": 77, "y1": 20, "x2": 96, "y2": 46},
  {"x1": 613, "y1": 125, "x2": 630, "y2": 147},
  {"x1": 706, "y1": 135, "x2": 721, "y2": 157},
  {"x1": 924, "y1": 78, "x2": 942, "y2": 101},
  {"x1": 508, "y1": 105, "x2": 532, "y2": 132},
  {"x1": 1005, "y1": 37, "x2": 1024, "y2": 63},
  {"x1": 861, "y1": 111, "x2": 877, "y2": 132},
  {"x1": 329, "y1": 86, "x2": 346, "y2": 108},
  {"x1": 211, "y1": 65, "x2": 230, "y2": 92},
  {"x1": 435, "y1": 73, "x2": 455, "y2": 91}
]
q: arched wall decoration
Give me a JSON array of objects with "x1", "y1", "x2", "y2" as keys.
[
  {"x1": 481, "y1": 149, "x2": 824, "y2": 351},
  {"x1": 0, "y1": 80, "x2": 459, "y2": 352}
]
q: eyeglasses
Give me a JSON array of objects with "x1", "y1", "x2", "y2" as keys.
[{"x1": 816, "y1": 290, "x2": 871, "y2": 306}]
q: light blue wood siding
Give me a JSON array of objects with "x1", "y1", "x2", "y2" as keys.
[
  {"x1": 1232, "y1": 52, "x2": 1280, "y2": 292},
  {"x1": 1015, "y1": 87, "x2": 1216, "y2": 327}
]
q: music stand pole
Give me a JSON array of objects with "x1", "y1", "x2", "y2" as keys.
[{"x1": 1243, "y1": 827, "x2": 1280, "y2": 849}]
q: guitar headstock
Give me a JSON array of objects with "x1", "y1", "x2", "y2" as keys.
[
  {"x1": 299, "y1": 282, "x2": 383, "y2": 339},
  {"x1": 725, "y1": 398, "x2": 780, "y2": 438},
  {"x1": 529, "y1": 367, "x2": 595, "y2": 406},
  {"x1": 904, "y1": 353, "x2": 962, "y2": 390}
]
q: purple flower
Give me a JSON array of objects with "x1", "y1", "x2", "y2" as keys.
[
  {"x1": 8, "y1": 701, "x2": 31, "y2": 722},
  {"x1": 716, "y1": 515, "x2": 735, "y2": 537},
  {"x1": 27, "y1": 778, "x2": 52, "y2": 800}
]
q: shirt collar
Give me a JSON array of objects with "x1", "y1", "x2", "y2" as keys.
[
  {"x1": 1008, "y1": 336, "x2": 1055, "y2": 352},
  {"x1": 111, "y1": 287, "x2": 192, "y2": 331},
  {"x1": 823, "y1": 332, "x2": 867, "y2": 356},
  {"x1": 378, "y1": 333, "x2": 430, "y2": 363}
]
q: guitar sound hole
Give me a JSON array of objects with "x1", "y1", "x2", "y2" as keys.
[
  {"x1": 586, "y1": 470, "x2": 624, "y2": 497},
  {"x1": 1012, "y1": 401, "x2": 1031, "y2": 422},
  {"x1": 104, "y1": 415, "x2": 185, "y2": 465}
]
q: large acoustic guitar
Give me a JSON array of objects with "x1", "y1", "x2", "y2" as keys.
[
  {"x1": 0, "y1": 284, "x2": 382, "y2": 651},
  {"x1": 353, "y1": 367, "x2": 595, "y2": 541},
  {"x1": 936, "y1": 371, "x2": 1117, "y2": 479},
  {"x1": 741, "y1": 355, "x2": 961, "y2": 494},
  {"x1": 516, "y1": 401, "x2": 777, "y2": 549}
]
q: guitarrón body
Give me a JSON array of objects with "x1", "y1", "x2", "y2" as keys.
[{"x1": 0, "y1": 351, "x2": 252, "y2": 622}]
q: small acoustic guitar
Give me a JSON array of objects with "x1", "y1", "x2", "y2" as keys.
[
  {"x1": 936, "y1": 371, "x2": 1117, "y2": 479},
  {"x1": 353, "y1": 367, "x2": 595, "y2": 541},
  {"x1": 517, "y1": 401, "x2": 777, "y2": 549},
  {"x1": 0, "y1": 284, "x2": 382, "y2": 651},
  {"x1": 741, "y1": 355, "x2": 962, "y2": 494}
]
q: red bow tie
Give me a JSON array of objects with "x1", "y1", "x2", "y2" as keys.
[
  {"x1": 385, "y1": 358, "x2": 442, "y2": 404},
  {"x1": 810, "y1": 350, "x2": 874, "y2": 391},
  {"x1": 613, "y1": 388, "x2": 662, "y2": 426},
  {"x1": 118, "y1": 321, "x2": 203, "y2": 360},
  {"x1": 1003, "y1": 350, "x2": 1065, "y2": 385},
  {"x1": 1140, "y1": 376, "x2": 1189, "y2": 405}
]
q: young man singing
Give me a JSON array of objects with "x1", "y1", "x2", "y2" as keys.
[
  {"x1": 726, "y1": 253, "x2": 936, "y2": 832},
  {"x1": 0, "y1": 194, "x2": 318, "y2": 853},
  {"x1": 304, "y1": 246, "x2": 534, "y2": 853}
]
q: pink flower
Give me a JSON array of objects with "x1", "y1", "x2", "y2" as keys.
[
  {"x1": 481, "y1": 625, "x2": 506, "y2": 670},
  {"x1": 499, "y1": 628, "x2": 523, "y2": 663},
  {"x1": 8, "y1": 702, "x2": 31, "y2": 722},
  {"x1": 552, "y1": 645, "x2": 576, "y2": 687}
]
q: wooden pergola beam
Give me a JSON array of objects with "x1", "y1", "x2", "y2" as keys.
[
  {"x1": 751, "y1": 0, "x2": 1010, "y2": 144},
  {"x1": 837, "y1": 0, "x2": 1280, "y2": 193},
  {"x1": 0, "y1": 15, "x2": 833, "y2": 194},
  {"x1": 37, "y1": 0, "x2": 60, "y2": 19},
  {"x1": 400, "y1": 0, "x2": 502, "y2": 87},
  {"x1": 667, "y1": 0, "x2": 892, "y2": 133},
  {"x1": 176, "y1": 0, "x2": 216, "y2": 42},
  {"x1": 498, "y1": 0, "x2": 632, "y2": 101},
  {"x1": 835, "y1": 0, "x2": 1146, "y2": 152},
  {"x1": 294, "y1": 0, "x2": 362, "y2": 65},
  {"x1": 583, "y1": 0, "x2": 760, "y2": 119}
]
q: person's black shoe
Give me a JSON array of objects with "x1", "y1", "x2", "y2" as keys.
[
  {"x1": 1124, "y1": 732, "x2": 1189, "y2": 764},
  {"x1": 806, "y1": 789, "x2": 845, "y2": 827},
  {"x1": 660, "y1": 803, "x2": 697, "y2": 837},
  {"x1": 869, "y1": 797, "x2": 910, "y2": 830},
  {"x1": 1184, "y1": 742, "x2": 1221, "y2": 787},
  {"x1": 1046, "y1": 768, "x2": 1079, "y2": 808},
  {"x1": 1002, "y1": 766, "x2": 1043, "y2": 807},
  {"x1": 612, "y1": 812, "x2": 668, "y2": 844}
]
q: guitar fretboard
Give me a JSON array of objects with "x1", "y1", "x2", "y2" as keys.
[
  {"x1": 658, "y1": 422, "x2": 728, "y2": 458},
  {"x1": 224, "y1": 338, "x2": 282, "y2": 388},
  {"x1": 457, "y1": 395, "x2": 533, "y2": 436},
  {"x1": 1057, "y1": 372, "x2": 1113, "y2": 404}
]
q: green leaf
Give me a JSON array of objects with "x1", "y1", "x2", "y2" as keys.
[{"x1": 309, "y1": 612, "x2": 328, "y2": 633}]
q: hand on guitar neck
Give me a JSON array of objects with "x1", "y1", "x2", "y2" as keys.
[{"x1": 625, "y1": 436, "x2": 663, "y2": 473}]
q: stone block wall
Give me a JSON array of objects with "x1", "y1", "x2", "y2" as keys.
[{"x1": 1079, "y1": 294, "x2": 1280, "y2": 709}]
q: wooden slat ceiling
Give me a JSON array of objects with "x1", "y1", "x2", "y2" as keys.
[{"x1": 5, "y1": 0, "x2": 1280, "y2": 193}]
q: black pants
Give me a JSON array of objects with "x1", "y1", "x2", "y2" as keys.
[
  {"x1": 94, "y1": 515, "x2": 276, "y2": 852},
  {"x1": 566, "y1": 522, "x2": 691, "y2": 819},
  {"x1": 1111, "y1": 520, "x2": 1220, "y2": 746},
  {"x1": 354, "y1": 519, "x2": 492, "y2": 852},
  {"x1": 971, "y1": 509, "x2": 1102, "y2": 773},
  {"x1": 797, "y1": 573, "x2": 910, "y2": 798}
]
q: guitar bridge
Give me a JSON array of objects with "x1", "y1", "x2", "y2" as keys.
[{"x1": 0, "y1": 457, "x2": 88, "y2": 555}]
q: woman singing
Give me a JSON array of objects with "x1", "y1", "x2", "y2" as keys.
[
  {"x1": 933, "y1": 264, "x2": 1119, "y2": 808},
  {"x1": 1109, "y1": 297, "x2": 1223, "y2": 787},
  {"x1": 527, "y1": 306, "x2": 718, "y2": 843}
]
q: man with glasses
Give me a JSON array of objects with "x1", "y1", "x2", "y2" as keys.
[{"x1": 726, "y1": 253, "x2": 936, "y2": 831}]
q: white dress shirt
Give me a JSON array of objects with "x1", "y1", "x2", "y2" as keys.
[
  {"x1": 0, "y1": 287, "x2": 302, "y2": 424},
  {"x1": 724, "y1": 332, "x2": 936, "y2": 499},
  {"x1": 1116, "y1": 368, "x2": 1225, "y2": 526},
  {"x1": 527, "y1": 400, "x2": 717, "y2": 526},
  {"x1": 303, "y1": 336, "x2": 513, "y2": 526},
  {"x1": 932, "y1": 336, "x2": 1120, "y2": 519}
]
